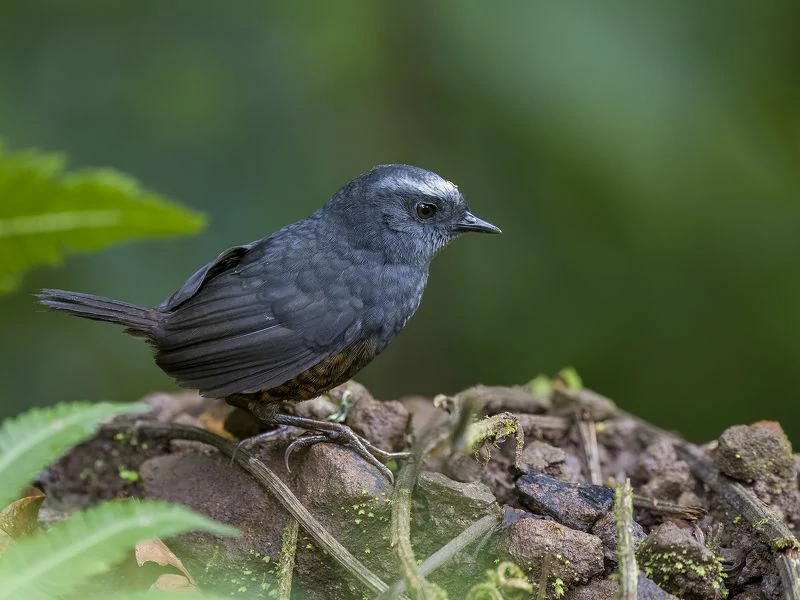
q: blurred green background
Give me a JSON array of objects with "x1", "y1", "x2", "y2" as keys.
[{"x1": 1, "y1": 2, "x2": 798, "y2": 443}]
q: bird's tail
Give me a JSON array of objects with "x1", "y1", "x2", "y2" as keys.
[{"x1": 36, "y1": 288, "x2": 158, "y2": 337}]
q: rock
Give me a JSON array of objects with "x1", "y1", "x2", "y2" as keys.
[
  {"x1": 564, "y1": 571, "x2": 678, "y2": 600},
  {"x1": 636, "y1": 439, "x2": 692, "y2": 502},
  {"x1": 517, "y1": 441, "x2": 566, "y2": 477},
  {"x1": 596, "y1": 417, "x2": 644, "y2": 478},
  {"x1": 290, "y1": 442, "x2": 397, "y2": 596},
  {"x1": 444, "y1": 453, "x2": 486, "y2": 483},
  {"x1": 564, "y1": 578, "x2": 617, "y2": 599},
  {"x1": 731, "y1": 575, "x2": 782, "y2": 600},
  {"x1": 344, "y1": 387, "x2": 409, "y2": 452},
  {"x1": 142, "y1": 391, "x2": 208, "y2": 422},
  {"x1": 400, "y1": 395, "x2": 450, "y2": 439},
  {"x1": 291, "y1": 395, "x2": 338, "y2": 420},
  {"x1": 738, "y1": 541, "x2": 773, "y2": 585},
  {"x1": 499, "y1": 518, "x2": 604, "y2": 593},
  {"x1": 456, "y1": 384, "x2": 547, "y2": 415},
  {"x1": 291, "y1": 443, "x2": 391, "y2": 509},
  {"x1": 140, "y1": 450, "x2": 289, "y2": 549},
  {"x1": 565, "y1": 576, "x2": 678, "y2": 600},
  {"x1": 515, "y1": 413, "x2": 571, "y2": 445},
  {"x1": 517, "y1": 473, "x2": 614, "y2": 531},
  {"x1": 590, "y1": 510, "x2": 646, "y2": 566},
  {"x1": 139, "y1": 449, "x2": 291, "y2": 594},
  {"x1": 714, "y1": 422, "x2": 795, "y2": 491},
  {"x1": 551, "y1": 386, "x2": 616, "y2": 420},
  {"x1": 637, "y1": 572, "x2": 681, "y2": 599},
  {"x1": 415, "y1": 471, "x2": 497, "y2": 539},
  {"x1": 327, "y1": 379, "x2": 372, "y2": 405},
  {"x1": 637, "y1": 521, "x2": 726, "y2": 600}
]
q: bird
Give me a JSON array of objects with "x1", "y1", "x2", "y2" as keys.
[{"x1": 37, "y1": 164, "x2": 501, "y2": 479}]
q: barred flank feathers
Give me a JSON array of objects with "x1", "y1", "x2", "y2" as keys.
[{"x1": 36, "y1": 288, "x2": 157, "y2": 336}]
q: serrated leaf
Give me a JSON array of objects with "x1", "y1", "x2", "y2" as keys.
[
  {"x1": 0, "y1": 143, "x2": 206, "y2": 293},
  {"x1": 0, "y1": 402, "x2": 147, "y2": 508},
  {"x1": 0, "y1": 500, "x2": 238, "y2": 600}
]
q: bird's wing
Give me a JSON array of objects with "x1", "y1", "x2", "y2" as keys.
[
  {"x1": 152, "y1": 236, "x2": 364, "y2": 398},
  {"x1": 157, "y1": 242, "x2": 258, "y2": 311}
]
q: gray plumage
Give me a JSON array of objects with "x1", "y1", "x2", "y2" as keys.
[{"x1": 38, "y1": 164, "x2": 500, "y2": 403}]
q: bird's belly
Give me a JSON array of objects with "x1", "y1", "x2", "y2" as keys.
[{"x1": 259, "y1": 338, "x2": 377, "y2": 402}]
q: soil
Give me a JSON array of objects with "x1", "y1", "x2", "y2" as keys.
[{"x1": 38, "y1": 381, "x2": 799, "y2": 599}]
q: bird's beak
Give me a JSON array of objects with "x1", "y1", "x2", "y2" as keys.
[{"x1": 452, "y1": 211, "x2": 502, "y2": 234}]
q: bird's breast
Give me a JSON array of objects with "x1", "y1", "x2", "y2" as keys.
[{"x1": 356, "y1": 263, "x2": 428, "y2": 344}]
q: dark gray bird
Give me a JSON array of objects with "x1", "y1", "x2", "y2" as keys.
[{"x1": 38, "y1": 164, "x2": 501, "y2": 477}]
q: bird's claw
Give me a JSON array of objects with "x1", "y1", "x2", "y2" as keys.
[
  {"x1": 283, "y1": 434, "x2": 329, "y2": 472},
  {"x1": 230, "y1": 425, "x2": 292, "y2": 465},
  {"x1": 237, "y1": 413, "x2": 408, "y2": 483},
  {"x1": 283, "y1": 428, "x2": 397, "y2": 483},
  {"x1": 268, "y1": 414, "x2": 408, "y2": 483}
]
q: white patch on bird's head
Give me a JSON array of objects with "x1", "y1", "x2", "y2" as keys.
[
  {"x1": 390, "y1": 171, "x2": 461, "y2": 204},
  {"x1": 326, "y1": 164, "x2": 471, "y2": 266}
]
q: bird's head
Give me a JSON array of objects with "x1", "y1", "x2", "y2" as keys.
[{"x1": 328, "y1": 164, "x2": 501, "y2": 265}]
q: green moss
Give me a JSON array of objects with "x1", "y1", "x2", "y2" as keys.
[
  {"x1": 78, "y1": 467, "x2": 96, "y2": 482},
  {"x1": 466, "y1": 413, "x2": 524, "y2": 466},
  {"x1": 117, "y1": 466, "x2": 139, "y2": 482},
  {"x1": 466, "y1": 561, "x2": 532, "y2": 599},
  {"x1": 113, "y1": 429, "x2": 140, "y2": 447},
  {"x1": 637, "y1": 544, "x2": 727, "y2": 598}
]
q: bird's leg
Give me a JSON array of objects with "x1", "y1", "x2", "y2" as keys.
[
  {"x1": 232, "y1": 424, "x2": 294, "y2": 461},
  {"x1": 243, "y1": 400, "x2": 410, "y2": 482},
  {"x1": 272, "y1": 413, "x2": 411, "y2": 482}
]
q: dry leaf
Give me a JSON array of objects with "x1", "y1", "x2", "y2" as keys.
[
  {"x1": 149, "y1": 573, "x2": 198, "y2": 593},
  {"x1": 0, "y1": 529, "x2": 13, "y2": 555},
  {"x1": 135, "y1": 537, "x2": 196, "y2": 585},
  {"x1": 197, "y1": 400, "x2": 237, "y2": 441},
  {"x1": 0, "y1": 486, "x2": 46, "y2": 539}
]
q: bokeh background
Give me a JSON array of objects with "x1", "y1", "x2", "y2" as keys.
[{"x1": 1, "y1": 2, "x2": 798, "y2": 443}]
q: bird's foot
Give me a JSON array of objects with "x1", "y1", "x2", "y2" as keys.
[
  {"x1": 231, "y1": 424, "x2": 295, "y2": 465},
  {"x1": 271, "y1": 414, "x2": 411, "y2": 483}
]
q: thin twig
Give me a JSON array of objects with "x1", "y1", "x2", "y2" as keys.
[
  {"x1": 277, "y1": 519, "x2": 299, "y2": 600},
  {"x1": 615, "y1": 479, "x2": 638, "y2": 600},
  {"x1": 632, "y1": 495, "x2": 706, "y2": 521},
  {"x1": 385, "y1": 459, "x2": 441, "y2": 599},
  {"x1": 536, "y1": 551, "x2": 551, "y2": 600},
  {"x1": 123, "y1": 422, "x2": 393, "y2": 596},
  {"x1": 382, "y1": 510, "x2": 502, "y2": 598},
  {"x1": 577, "y1": 419, "x2": 602, "y2": 485},
  {"x1": 776, "y1": 553, "x2": 800, "y2": 600}
]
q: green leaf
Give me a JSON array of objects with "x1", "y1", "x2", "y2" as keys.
[
  {"x1": 0, "y1": 402, "x2": 147, "y2": 508},
  {"x1": 558, "y1": 367, "x2": 583, "y2": 390},
  {"x1": 0, "y1": 143, "x2": 206, "y2": 293},
  {"x1": 529, "y1": 374, "x2": 554, "y2": 396},
  {"x1": 0, "y1": 500, "x2": 238, "y2": 600}
]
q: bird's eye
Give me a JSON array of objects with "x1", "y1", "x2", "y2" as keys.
[{"x1": 415, "y1": 202, "x2": 437, "y2": 220}]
